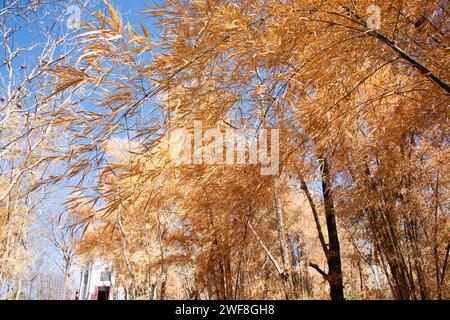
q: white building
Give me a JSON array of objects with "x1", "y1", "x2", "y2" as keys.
[{"x1": 77, "y1": 259, "x2": 126, "y2": 300}]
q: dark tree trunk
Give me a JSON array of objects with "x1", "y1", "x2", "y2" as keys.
[{"x1": 320, "y1": 156, "x2": 344, "y2": 300}]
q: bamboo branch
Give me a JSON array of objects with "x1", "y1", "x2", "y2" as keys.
[
  {"x1": 440, "y1": 243, "x2": 450, "y2": 288},
  {"x1": 247, "y1": 221, "x2": 284, "y2": 276},
  {"x1": 339, "y1": 4, "x2": 450, "y2": 94},
  {"x1": 300, "y1": 179, "x2": 329, "y2": 256},
  {"x1": 309, "y1": 262, "x2": 328, "y2": 281}
]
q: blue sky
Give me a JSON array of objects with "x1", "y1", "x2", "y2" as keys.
[{"x1": 1, "y1": 0, "x2": 166, "y2": 297}]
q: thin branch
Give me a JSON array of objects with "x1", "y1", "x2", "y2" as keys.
[
  {"x1": 309, "y1": 262, "x2": 328, "y2": 281},
  {"x1": 300, "y1": 179, "x2": 329, "y2": 256},
  {"x1": 247, "y1": 221, "x2": 284, "y2": 276}
]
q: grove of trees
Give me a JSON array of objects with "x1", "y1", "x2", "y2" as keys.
[{"x1": 1, "y1": 0, "x2": 449, "y2": 300}]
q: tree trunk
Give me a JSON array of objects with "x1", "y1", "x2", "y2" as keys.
[
  {"x1": 117, "y1": 214, "x2": 136, "y2": 300},
  {"x1": 301, "y1": 156, "x2": 344, "y2": 300},
  {"x1": 274, "y1": 194, "x2": 295, "y2": 299},
  {"x1": 320, "y1": 156, "x2": 344, "y2": 300},
  {"x1": 62, "y1": 266, "x2": 69, "y2": 300}
]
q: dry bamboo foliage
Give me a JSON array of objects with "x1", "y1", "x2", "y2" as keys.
[{"x1": 5, "y1": 0, "x2": 448, "y2": 300}]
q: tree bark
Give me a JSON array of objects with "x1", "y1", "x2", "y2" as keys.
[
  {"x1": 300, "y1": 156, "x2": 344, "y2": 300},
  {"x1": 319, "y1": 156, "x2": 344, "y2": 300}
]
